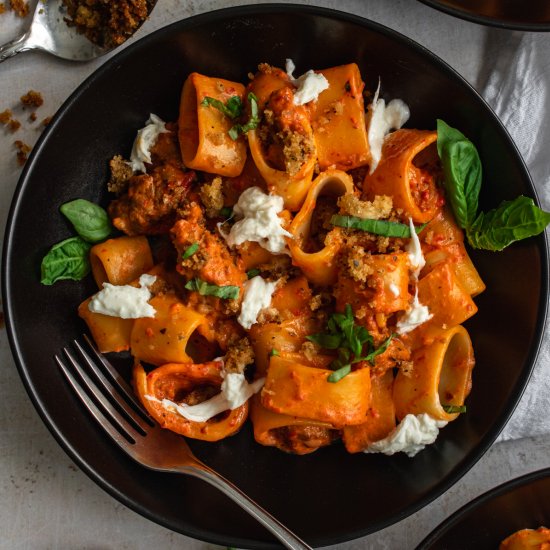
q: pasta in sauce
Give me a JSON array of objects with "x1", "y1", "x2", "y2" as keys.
[{"x1": 79, "y1": 61, "x2": 484, "y2": 457}]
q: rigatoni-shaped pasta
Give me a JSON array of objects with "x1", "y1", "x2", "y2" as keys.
[
  {"x1": 78, "y1": 297, "x2": 134, "y2": 353},
  {"x1": 343, "y1": 370, "x2": 396, "y2": 453},
  {"x1": 312, "y1": 63, "x2": 370, "y2": 171},
  {"x1": 131, "y1": 294, "x2": 208, "y2": 366},
  {"x1": 90, "y1": 236, "x2": 153, "y2": 287},
  {"x1": 362, "y1": 129, "x2": 442, "y2": 223},
  {"x1": 133, "y1": 361, "x2": 248, "y2": 441},
  {"x1": 422, "y1": 208, "x2": 485, "y2": 296},
  {"x1": 418, "y1": 262, "x2": 478, "y2": 329},
  {"x1": 248, "y1": 71, "x2": 316, "y2": 211},
  {"x1": 288, "y1": 170, "x2": 353, "y2": 285},
  {"x1": 250, "y1": 396, "x2": 339, "y2": 455},
  {"x1": 179, "y1": 72, "x2": 247, "y2": 177},
  {"x1": 393, "y1": 325, "x2": 475, "y2": 422},
  {"x1": 261, "y1": 354, "x2": 371, "y2": 426}
]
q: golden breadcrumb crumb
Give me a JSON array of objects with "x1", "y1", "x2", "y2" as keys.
[
  {"x1": 10, "y1": 0, "x2": 29, "y2": 17},
  {"x1": 20, "y1": 90, "x2": 43, "y2": 108},
  {"x1": 301, "y1": 340, "x2": 320, "y2": 362},
  {"x1": 224, "y1": 337, "x2": 255, "y2": 374},
  {"x1": 346, "y1": 245, "x2": 375, "y2": 283},
  {"x1": 14, "y1": 140, "x2": 31, "y2": 165},
  {"x1": 107, "y1": 155, "x2": 133, "y2": 194},
  {"x1": 338, "y1": 194, "x2": 393, "y2": 219},
  {"x1": 199, "y1": 176, "x2": 224, "y2": 218},
  {"x1": 42, "y1": 116, "x2": 52, "y2": 127}
]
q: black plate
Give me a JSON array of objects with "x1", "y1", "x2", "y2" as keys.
[
  {"x1": 2, "y1": 4, "x2": 548, "y2": 549},
  {"x1": 417, "y1": 468, "x2": 550, "y2": 548},
  {"x1": 419, "y1": 0, "x2": 550, "y2": 31}
]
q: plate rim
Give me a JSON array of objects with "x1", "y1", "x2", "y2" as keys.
[
  {"x1": 2, "y1": 3, "x2": 549, "y2": 548},
  {"x1": 418, "y1": 0, "x2": 550, "y2": 32},
  {"x1": 415, "y1": 467, "x2": 550, "y2": 549}
]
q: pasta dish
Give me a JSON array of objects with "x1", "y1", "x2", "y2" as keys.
[{"x1": 41, "y1": 60, "x2": 549, "y2": 456}]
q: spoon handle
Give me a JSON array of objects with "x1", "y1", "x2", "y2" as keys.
[{"x1": 0, "y1": 33, "x2": 33, "y2": 63}]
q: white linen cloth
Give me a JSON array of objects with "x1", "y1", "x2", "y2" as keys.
[{"x1": 478, "y1": 30, "x2": 550, "y2": 440}]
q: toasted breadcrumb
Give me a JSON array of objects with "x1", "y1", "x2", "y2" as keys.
[
  {"x1": 0, "y1": 110, "x2": 11, "y2": 124},
  {"x1": 301, "y1": 340, "x2": 320, "y2": 362},
  {"x1": 20, "y1": 90, "x2": 43, "y2": 108},
  {"x1": 346, "y1": 245, "x2": 375, "y2": 283},
  {"x1": 42, "y1": 116, "x2": 52, "y2": 127},
  {"x1": 14, "y1": 140, "x2": 31, "y2": 165},
  {"x1": 0, "y1": 3, "x2": 5, "y2": 14},
  {"x1": 309, "y1": 294, "x2": 323, "y2": 311},
  {"x1": 338, "y1": 194, "x2": 393, "y2": 220},
  {"x1": 8, "y1": 119, "x2": 21, "y2": 132},
  {"x1": 10, "y1": 0, "x2": 28, "y2": 17},
  {"x1": 29, "y1": 112, "x2": 37, "y2": 122},
  {"x1": 107, "y1": 155, "x2": 133, "y2": 194},
  {"x1": 224, "y1": 337, "x2": 255, "y2": 374},
  {"x1": 62, "y1": 0, "x2": 152, "y2": 49},
  {"x1": 199, "y1": 176, "x2": 224, "y2": 218}
]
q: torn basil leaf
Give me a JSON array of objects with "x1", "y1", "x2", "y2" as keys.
[{"x1": 185, "y1": 277, "x2": 240, "y2": 300}]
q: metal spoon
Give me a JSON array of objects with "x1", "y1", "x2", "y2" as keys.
[{"x1": 0, "y1": 0, "x2": 156, "y2": 63}]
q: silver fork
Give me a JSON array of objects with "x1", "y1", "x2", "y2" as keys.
[{"x1": 55, "y1": 335, "x2": 312, "y2": 550}]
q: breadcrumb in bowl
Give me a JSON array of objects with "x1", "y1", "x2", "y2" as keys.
[{"x1": 62, "y1": 0, "x2": 156, "y2": 49}]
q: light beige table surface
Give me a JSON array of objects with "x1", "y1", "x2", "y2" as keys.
[{"x1": 1, "y1": 1, "x2": 549, "y2": 548}]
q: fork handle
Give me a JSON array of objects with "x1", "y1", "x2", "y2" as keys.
[
  {"x1": 0, "y1": 33, "x2": 33, "y2": 63},
  {"x1": 179, "y1": 463, "x2": 313, "y2": 550}
]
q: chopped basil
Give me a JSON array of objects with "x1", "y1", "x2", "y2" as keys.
[
  {"x1": 220, "y1": 206, "x2": 233, "y2": 219},
  {"x1": 228, "y1": 92, "x2": 260, "y2": 140},
  {"x1": 269, "y1": 349, "x2": 280, "y2": 357},
  {"x1": 331, "y1": 215, "x2": 424, "y2": 238},
  {"x1": 201, "y1": 96, "x2": 243, "y2": 119},
  {"x1": 184, "y1": 277, "x2": 240, "y2": 300},
  {"x1": 247, "y1": 268, "x2": 261, "y2": 279},
  {"x1": 442, "y1": 404, "x2": 467, "y2": 414},
  {"x1": 327, "y1": 364, "x2": 351, "y2": 383},
  {"x1": 60, "y1": 198, "x2": 112, "y2": 243},
  {"x1": 40, "y1": 236, "x2": 92, "y2": 285},
  {"x1": 307, "y1": 304, "x2": 394, "y2": 383},
  {"x1": 437, "y1": 120, "x2": 550, "y2": 250},
  {"x1": 181, "y1": 242, "x2": 199, "y2": 260}
]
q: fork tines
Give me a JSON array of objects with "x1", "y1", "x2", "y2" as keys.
[{"x1": 55, "y1": 336, "x2": 153, "y2": 449}]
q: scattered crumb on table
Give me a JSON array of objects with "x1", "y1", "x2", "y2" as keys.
[
  {"x1": 20, "y1": 90, "x2": 44, "y2": 108},
  {"x1": 14, "y1": 140, "x2": 31, "y2": 165},
  {"x1": 9, "y1": 0, "x2": 29, "y2": 17}
]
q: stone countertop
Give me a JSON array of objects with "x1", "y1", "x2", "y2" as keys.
[{"x1": 1, "y1": 1, "x2": 549, "y2": 548}]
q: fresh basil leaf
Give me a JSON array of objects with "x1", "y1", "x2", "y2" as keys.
[
  {"x1": 229, "y1": 93, "x2": 260, "y2": 140},
  {"x1": 327, "y1": 364, "x2": 352, "y2": 383},
  {"x1": 467, "y1": 196, "x2": 550, "y2": 251},
  {"x1": 437, "y1": 119, "x2": 481, "y2": 229},
  {"x1": 330, "y1": 348, "x2": 351, "y2": 371},
  {"x1": 442, "y1": 404, "x2": 467, "y2": 414},
  {"x1": 306, "y1": 332, "x2": 342, "y2": 349},
  {"x1": 247, "y1": 268, "x2": 261, "y2": 279},
  {"x1": 60, "y1": 199, "x2": 112, "y2": 243},
  {"x1": 182, "y1": 242, "x2": 199, "y2": 260},
  {"x1": 269, "y1": 349, "x2": 280, "y2": 357},
  {"x1": 201, "y1": 96, "x2": 243, "y2": 119},
  {"x1": 184, "y1": 277, "x2": 240, "y2": 300},
  {"x1": 40, "y1": 236, "x2": 92, "y2": 285},
  {"x1": 363, "y1": 334, "x2": 394, "y2": 363},
  {"x1": 331, "y1": 215, "x2": 424, "y2": 238}
]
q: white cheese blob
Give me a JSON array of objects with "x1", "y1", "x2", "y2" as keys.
[
  {"x1": 130, "y1": 114, "x2": 169, "y2": 173},
  {"x1": 285, "y1": 58, "x2": 329, "y2": 105},
  {"x1": 219, "y1": 186, "x2": 292, "y2": 254},
  {"x1": 406, "y1": 217, "x2": 426, "y2": 279},
  {"x1": 367, "y1": 81, "x2": 410, "y2": 174},
  {"x1": 389, "y1": 283, "x2": 401, "y2": 297},
  {"x1": 146, "y1": 372, "x2": 265, "y2": 423},
  {"x1": 396, "y1": 288, "x2": 433, "y2": 334},
  {"x1": 364, "y1": 413, "x2": 447, "y2": 457},
  {"x1": 88, "y1": 274, "x2": 156, "y2": 319},
  {"x1": 238, "y1": 276, "x2": 278, "y2": 330}
]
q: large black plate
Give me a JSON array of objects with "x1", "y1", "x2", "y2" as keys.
[
  {"x1": 2, "y1": 4, "x2": 548, "y2": 549},
  {"x1": 419, "y1": 0, "x2": 550, "y2": 31},
  {"x1": 417, "y1": 468, "x2": 550, "y2": 548}
]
